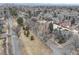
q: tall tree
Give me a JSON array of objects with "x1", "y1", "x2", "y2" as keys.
[
  {"x1": 71, "y1": 18, "x2": 75, "y2": 26},
  {"x1": 48, "y1": 22, "x2": 53, "y2": 33}
]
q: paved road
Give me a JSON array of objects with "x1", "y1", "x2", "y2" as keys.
[{"x1": 8, "y1": 17, "x2": 21, "y2": 55}]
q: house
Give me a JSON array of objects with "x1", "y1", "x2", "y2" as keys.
[{"x1": 59, "y1": 20, "x2": 71, "y2": 28}]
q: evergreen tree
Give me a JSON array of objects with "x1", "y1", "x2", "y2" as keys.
[{"x1": 48, "y1": 22, "x2": 53, "y2": 33}]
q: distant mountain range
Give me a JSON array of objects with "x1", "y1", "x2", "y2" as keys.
[{"x1": 0, "y1": 3, "x2": 79, "y2": 8}]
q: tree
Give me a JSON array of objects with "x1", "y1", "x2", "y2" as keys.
[
  {"x1": 28, "y1": 10, "x2": 31, "y2": 18},
  {"x1": 24, "y1": 30, "x2": 26, "y2": 35},
  {"x1": 4, "y1": 10, "x2": 6, "y2": 14},
  {"x1": 44, "y1": 9, "x2": 47, "y2": 14},
  {"x1": 48, "y1": 22, "x2": 53, "y2": 33},
  {"x1": 26, "y1": 30, "x2": 30, "y2": 37},
  {"x1": 54, "y1": 28, "x2": 66, "y2": 44},
  {"x1": 17, "y1": 17, "x2": 23, "y2": 26},
  {"x1": 0, "y1": 28, "x2": 2, "y2": 34},
  {"x1": 4, "y1": 8, "x2": 6, "y2": 14},
  {"x1": 30, "y1": 36, "x2": 34, "y2": 40},
  {"x1": 53, "y1": 12, "x2": 57, "y2": 17},
  {"x1": 23, "y1": 26, "x2": 29, "y2": 31},
  {"x1": 71, "y1": 18, "x2": 75, "y2": 26},
  {"x1": 69, "y1": 16, "x2": 71, "y2": 20},
  {"x1": 24, "y1": 30, "x2": 30, "y2": 37},
  {"x1": 57, "y1": 35, "x2": 66, "y2": 44},
  {"x1": 9, "y1": 8, "x2": 17, "y2": 16}
]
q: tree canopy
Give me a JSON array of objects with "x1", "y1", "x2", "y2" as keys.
[
  {"x1": 17, "y1": 17, "x2": 23, "y2": 26},
  {"x1": 9, "y1": 8, "x2": 17, "y2": 16}
]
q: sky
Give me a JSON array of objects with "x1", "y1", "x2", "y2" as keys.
[
  {"x1": 0, "y1": 0, "x2": 79, "y2": 4},
  {"x1": 0, "y1": 0, "x2": 79, "y2": 6}
]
